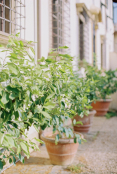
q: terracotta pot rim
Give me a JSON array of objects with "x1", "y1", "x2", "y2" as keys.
[
  {"x1": 74, "y1": 123, "x2": 92, "y2": 128},
  {"x1": 41, "y1": 132, "x2": 83, "y2": 144},
  {"x1": 96, "y1": 99, "x2": 112, "y2": 102}
]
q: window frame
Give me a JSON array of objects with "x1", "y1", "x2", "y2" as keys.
[
  {"x1": 50, "y1": 0, "x2": 70, "y2": 54},
  {"x1": 0, "y1": 0, "x2": 26, "y2": 44}
]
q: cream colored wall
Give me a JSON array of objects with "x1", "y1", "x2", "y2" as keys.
[{"x1": 70, "y1": 0, "x2": 80, "y2": 71}]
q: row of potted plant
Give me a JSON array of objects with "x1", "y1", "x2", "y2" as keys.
[
  {"x1": 0, "y1": 35, "x2": 117, "y2": 170},
  {"x1": 85, "y1": 63, "x2": 117, "y2": 116}
]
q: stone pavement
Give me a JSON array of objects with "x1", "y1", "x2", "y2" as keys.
[{"x1": 3, "y1": 117, "x2": 117, "y2": 174}]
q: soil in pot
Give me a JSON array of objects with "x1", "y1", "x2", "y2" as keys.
[
  {"x1": 41, "y1": 132, "x2": 82, "y2": 166},
  {"x1": 91, "y1": 99, "x2": 112, "y2": 116},
  {"x1": 73, "y1": 110, "x2": 96, "y2": 133}
]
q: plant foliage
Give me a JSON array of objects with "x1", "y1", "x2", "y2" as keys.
[
  {"x1": 0, "y1": 35, "x2": 89, "y2": 170},
  {"x1": 85, "y1": 64, "x2": 117, "y2": 99}
]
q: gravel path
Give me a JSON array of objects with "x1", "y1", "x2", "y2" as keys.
[{"x1": 3, "y1": 117, "x2": 117, "y2": 174}]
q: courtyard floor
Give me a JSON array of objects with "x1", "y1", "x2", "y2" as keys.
[{"x1": 3, "y1": 116, "x2": 117, "y2": 174}]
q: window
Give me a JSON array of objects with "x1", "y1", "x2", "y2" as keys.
[
  {"x1": 0, "y1": 0, "x2": 25, "y2": 39},
  {"x1": 50, "y1": 0, "x2": 70, "y2": 53}
]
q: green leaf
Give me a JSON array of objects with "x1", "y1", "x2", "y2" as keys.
[
  {"x1": 10, "y1": 53, "x2": 18, "y2": 59},
  {"x1": 0, "y1": 132, "x2": 4, "y2": 145},
  {"x1": 33, "y1": 124, "x2": 39, "y2": 132},
  {"x1": 78, "y1": 138, "x2": 81, "y2": 144},
  {"x1": 9, "y1": 158, "x2": 12, "y2": 164},
  {"x1": 13, "y1": 156, "x2": 16, "y2": 165},
  {"x1": 45, "y1": 58, "x2": 55, "y2": 63},
  {"x1": 17, "y1": 145, "x2": 21, "y2": 154},
  {"x1": 46, "y1": 93, "x2": 55, "y2": 100},
  {"x1": 30, "y1": 47, "x2": 35, "y2": 55},
  {"x1": 58, "y1": 46, "x2": 69, "y2": 49},
  {"x1": 19, "y1": 40, "x2": 24, "y2": 47},
  {"x1": 27, "y1": 112, "x2": 32, "y2": 118},
  {"x1": 55, "y1": 134, "x2": 59, "y2": 145},
  {"x1": 20, "y1": 142, "x2": 29, "y2": 155},
  {"x1": 6, "y1": 86, "x2": 19, "y2": 93},
  {"x1": 58, "y1": 54, "x2": 72, "y2": 59},
  {"x1": 41, "y1": 111, "x2": 51, "y2": 119},
  {"x1": 34, "y1": 105, "x2": 42, "y2": 114},
  {"x1": 34, "y1": 138, "x2": 44, "y2": 144},
  {"x1": 4, "y1": 134, "x2": 16, "y2": 147},
  {"x1": 38, "y1": 57, "x2": 45, "y2": 62},
  {"x1": 0, "y1": 101, "x2": 4, "y2": 109},
  {"x1": 65, "y1": 128, "x2": 69, "y2": 138},
  {"x1": 19, "y1": 153, "x2": 21, "y2": 160},
  {"x1": 74, "y1": 137, "x2": 77, "y2": 143},
  {"x1": 73, "y1": 119, "x2": 76, "y2": 125},
  {"x1": 43, "y1": 102, "x2": 55, "y2": 110},
  {"x1": 0, "y1": 160, "x2": 3, "y2": 170},
  {"x1": 1, "y1": 92, "x2": 9, "y2": 104},
  {"x1": 19, "y1": 153, "x2": 25, "y2": 163},
  {"x1": 21, "y1": 156, "x2": 25, "y2": 163},
  {"x1": 8, "y1": 63, "x2": 19, "y2": 75},
  {"x1": 76, "y1": 121, "x2": 83, "y2": 125},
  {"x1": 9, "y1": 93, "x2": 16, "y2": 100}
]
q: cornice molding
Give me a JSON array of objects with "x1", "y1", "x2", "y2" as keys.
[{"x1": 76, "y1": 3, "x2": 94, "y2": 21}]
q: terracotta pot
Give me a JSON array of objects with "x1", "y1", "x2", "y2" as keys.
[
  {"x1": 91, "y1": 99, "x2": 112, "y2": 116},
  {"x1": 73, "y1": 110, "x2": 96, "y2": 133},
  {"x1": 41, "y1": 132, "x2": 83, "y2": 166}
]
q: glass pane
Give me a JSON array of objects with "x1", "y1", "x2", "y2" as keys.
[
  {"x1": 5, "y1": 20, "x2": 10, "y2": 33},
  {"x1": 53, "y1": 37, "x2": 57, "y2": 44},
  {"x1": 0, "y1": 5, "x2": 4, "y2": 17},
  {"x1": 5, "y1": 0, "x2": 10, "y2": 7},
  {"x1": 5, "y1": 7, "x2": 10, "y2": 20},
  {"x1": 53, "y1": 44, "x2": 57, "y2": 48},
  {"x1": 53, "y1": 20, "x2": 57, "y2": 27},
  {"x1": 53, "y1": 28, "x2": 57, "y2": 34},
  {"x1": 0, "y1": 19, "x2": 3, "y2": 31}
]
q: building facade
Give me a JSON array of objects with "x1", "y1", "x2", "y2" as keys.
[
  {"x1": 0, "y1": 0, "x2": 115, "y2": 169},
  {"x1": 0, "y1": 0, "x2": 114, "y2": 69}
]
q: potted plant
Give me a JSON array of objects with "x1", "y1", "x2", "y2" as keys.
[
  {"x1": 40, "y1": 49, "x2": 86, "y2": 165},
  {"x1": 0, "y1": 35, "x2": 55, "y2": 171},
  {"x1": 85, "y1": 64, "x2": 117, "y2": 116},
  {"x1": 69, "y1": 74, "x2": 97, "y2": 133}
]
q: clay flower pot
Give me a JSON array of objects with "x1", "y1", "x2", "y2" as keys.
[
  {"x1": 73, "y1": 110, "x2": 96, "y2": 133},
  {"x1": 41, "y1": 132, "x2": 82, "y2": 166},
  {"x1": 91, "y1": 99, "x2": 112, "y2": 116}
]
